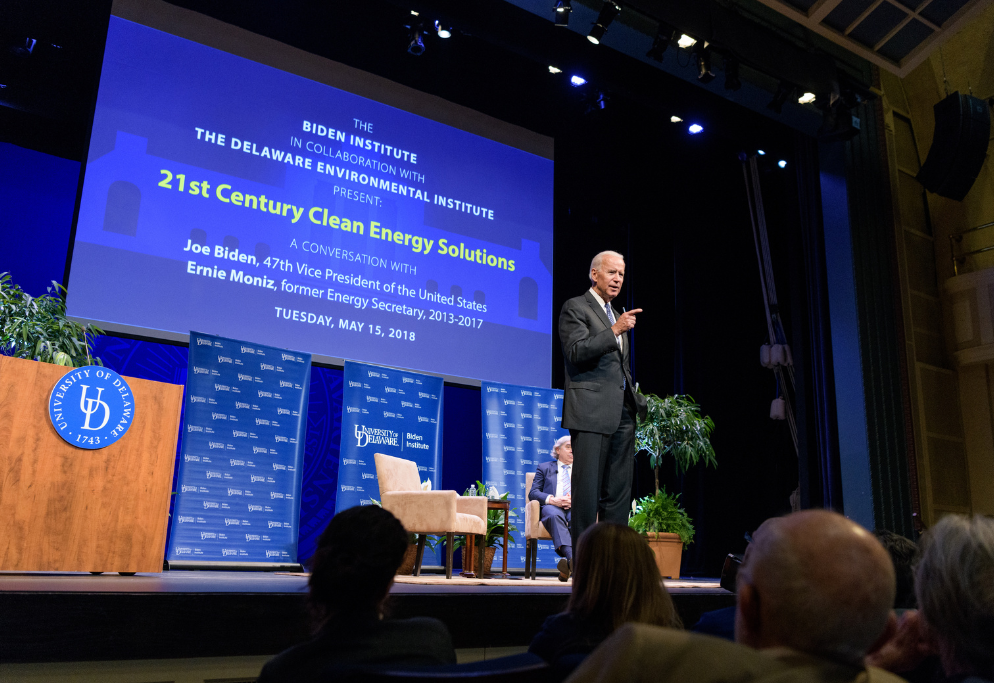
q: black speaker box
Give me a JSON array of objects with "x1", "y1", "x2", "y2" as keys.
[{"x1": 916, "y1": 92, "x2": 991, "y2": 202}]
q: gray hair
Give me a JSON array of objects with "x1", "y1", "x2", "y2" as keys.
[
  {"x1": 589, "y1": 251, "x2": 624, "y2": 284},
  {"x1": 552, "y1": 435, "x2": 571, "y2": 460},
  {"x1": 916, "y1": 514, "x2": 994, "y2": 676}
]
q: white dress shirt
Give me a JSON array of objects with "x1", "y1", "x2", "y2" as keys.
[
  {"x1": 589, "y1": 288, "x2": 622, "y2": 348},
  {"x1": 546, "y1": 461, "x2": 572, "y2": 504}
]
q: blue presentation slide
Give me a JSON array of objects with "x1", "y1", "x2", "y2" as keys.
[{"x1": 67, "y1": 17, "x2": 554, "y2": 385}]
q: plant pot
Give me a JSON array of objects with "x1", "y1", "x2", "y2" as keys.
[
  {"x1": 645, "y1": 532, "x2": 683, "y2": 579},
  {"x1": 478, "y1": 546, "x2": 496, "y2": 575},
  {"x1": 396, "y1": 543, "x2": 418, "y2": 575}
]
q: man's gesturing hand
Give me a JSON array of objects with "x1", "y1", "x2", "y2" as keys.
[{"x1": 611, "y1": 308, "x2": 642, "y2": 336}]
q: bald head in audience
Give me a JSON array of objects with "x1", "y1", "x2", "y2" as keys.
[{"x1": 735, "y1": 510, "x2": 896, "y2": 665}]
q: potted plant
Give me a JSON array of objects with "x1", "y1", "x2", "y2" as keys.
[
  {"x1": 631, "y1": 391, "x2": 716, "y2": 578},
  {"x1": 369, "y1": 496, "x2": 439, "y2": 575},
  {"x1": 453, "y1": 481, "x2": 518, "y2": 576},
  {"x1": 0, "y1": 273, "x2": 102, "y2": 367},
  {"x1": 629, "y1": 488, "x2": 695, "y2": 579},
  {"x1": 397, "y1": 532, "x2": 440, "y2": 575}
]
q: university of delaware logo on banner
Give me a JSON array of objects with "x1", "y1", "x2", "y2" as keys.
[
  {"x1": 48, "y1": 366, "x2": 134, "y2": 449},
  {"x1": 354, "y1": 425, "x2": 399, "y2": 448}
]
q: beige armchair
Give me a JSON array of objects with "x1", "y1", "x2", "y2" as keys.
[
  {"x1": 523, "y1": 471, "x2": 553, "y2": 580},
  {"x1": 374, "y1": 453, "x2": 487, "y2": 579}
]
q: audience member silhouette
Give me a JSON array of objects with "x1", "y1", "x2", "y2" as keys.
[
  {"x1": 529, "y1": 522, "x2": 681, "y2": 664},
  {"x1": 869, "y1": 514, "x2": 994, "y2": 683},
  {"x1": 564, "y1": 510, "x2": 904, "y2": 683},
  {"x1": 873, "y1": 529, "x2": 919, "y2": 610},
  {"x1": 257, "y1": 505, "x2": 456, "y2": 683}
]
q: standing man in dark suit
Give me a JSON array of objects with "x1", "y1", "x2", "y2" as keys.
[
  {"x1": 529, "y1": 435, "x2": 573, "y2": 581},
  {"x1": 559, "y1": 250, "x2": 647, "y2": 554}
]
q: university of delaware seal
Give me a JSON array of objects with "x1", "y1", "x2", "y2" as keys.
[{"x1": 49, "y1": 365, "x2": 134, "y2": 449}]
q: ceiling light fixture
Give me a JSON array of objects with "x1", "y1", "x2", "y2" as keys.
[
  {"x1": 670, "y1": 115, "x2": 683, "y2": 123},
  {"x1": 570, "y1": 75, "x2": 587, "y2": 86},
  {"x1": 677, "y1": 34, "x2": 696, "y2": 49},
  {"x1": 434, "y1": 21, "x2": 452, "y2": 39},
  {"x1": 689, "y1": 123, "x2": 704, "y2": 134},
  {"x1": 798, "y1": 92, "x2": 816, "y2": 104},
  {"x1": 646, "y1": 22, "x2": 675, "y2": 62},
  {"x1": 407, "y1": 25, "x2": 426, "y2": 56},
  {"x1": 587, "y1": 1, "x2": 621, "y2": 45},
  {"x1": 767, "y1": 81, "x2": 794, "y2": 114},
  {"x1": 549, "y1": 66, "x2": 562, "y2": 74},
  {"x1": 695, "y1": 43, "x2": 715, "y2": 84}
]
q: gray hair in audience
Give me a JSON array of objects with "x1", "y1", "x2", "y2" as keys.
[
  {"x1": 552, "y1": 435, "x2": 571, "y2": 460},
  {"x1": 915, "y1": 514, "x2": 994, "y2": 676},
  {"x1": 589, "y1": 251, "x2": 624, "y2": 283}
]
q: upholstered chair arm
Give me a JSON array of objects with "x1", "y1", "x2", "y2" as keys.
[
  {"x1": 525, "y1": 499, "x2": 541, "y2": 538},
  {"x1": 455, "y1": 496, "x2": 488, "y2": 523},
  {"x1": 382, "y1": 490, "x2": 457, "y2": 533}
]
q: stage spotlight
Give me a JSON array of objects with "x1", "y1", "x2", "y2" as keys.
[
  {"x1": 554, "y1": 0, "x2": 571, "y2": 27},
  {"x1": 548, "y1": 66, "x2": 562, "y2": 74},
  {"x1": 587, "y1": 1, "x2": 621, "y2": 45},
  {"x1": 798, "y1": 92, "x2": 816, "y2": 104},
  {"x1": 694, "y1": 44, "x2": 715, "y2": 84},
  {"x1": 757, "y1": 149, "x2": 766, "y2": 155},
  {"x1": 407, "y1": 25, "x2": 425, "y2": 56},
  {"x1": 570, "y1": 75, "x2": 587, "y2": 86},
  {"x1": 670, "y1": 115, "x2": 683, "y2": 123},
  {"x1": 410, "y1": 10, "x2": 419, "y2": 16},
  {"x1": 677, "y1": 34, "x2": 696, "y2": 49},
  {"x1": 767, "y1": 81, "x2": 793, "y2": 114},
  {"x1": 434, "y1": 21, "x2": 452, "y2": 39},
  {"x1": 12, "y1": 37, "x2": 37, "y2": 56},
  {"x1": 778, "y1": 160, "x2": 787, "y2": 168},
  {"x1": 723, "y1": 55, "x2": 741, "y2": 91},
  {"x1": 688, "y1": 123, "x2": 703, "y2": 134},
  {"x1": 646, "y1": 22, "x2": 675, "y2": 62}
]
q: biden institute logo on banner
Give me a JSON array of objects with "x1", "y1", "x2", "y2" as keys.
[{"x1": 48, "y1": 365, "x2": 134, "y2": 449}]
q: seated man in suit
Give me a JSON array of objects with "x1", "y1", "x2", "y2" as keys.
[{"x1": 529, "y1": 435, "x2": 573, "y2": 581}]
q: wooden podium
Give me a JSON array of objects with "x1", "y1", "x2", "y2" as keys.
[{"x1": 0, "y1": 356, "x2": 183, "y2": 572}]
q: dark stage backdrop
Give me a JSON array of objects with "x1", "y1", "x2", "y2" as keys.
[{"x1": 553, "y1": 100, "x2": 802, "y2": 576}]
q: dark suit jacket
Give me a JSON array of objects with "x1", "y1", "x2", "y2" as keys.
[
  {"x1": 257, "y1": 614, "x2": 456, "y2": 683},
  {"x1": 559, "y1": 291, "x2": 647, "y2": 434},
  {"x1": 529, "y1": 460, "x2": 560, "y2": 504}
]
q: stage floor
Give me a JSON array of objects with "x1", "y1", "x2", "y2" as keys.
[
  {"x1": 0, "y1": 569, "x2": 720, "y2": 593},
  {"x1": 1, "y1": 571, "x2": 732, "y2": 663}
]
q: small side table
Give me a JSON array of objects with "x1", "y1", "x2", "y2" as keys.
[
  {"x1": 487, "y1": 499, "x2": 511, "y2": 579},
  {"x1": 458, "y1": 499, "x2": 513, "y2": 579}
]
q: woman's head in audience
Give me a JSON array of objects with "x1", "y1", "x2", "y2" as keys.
[
  {"x1": 873, "y1": 529, "x2": 919, "y2": 609},
  {"x1": 568, "y1": 522, "x2": 682, "y2": 632},
  {"x1": 308, "y1": 505, "x2": 409, "y2": 626},
  {"x1": 915, "y1": 514, "x2": 994, "y2": 678}
]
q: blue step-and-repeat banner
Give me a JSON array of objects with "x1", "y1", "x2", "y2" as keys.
[
  {"x1": 336, "y1": 360, "x2": 444, "y2": 564},
  {"x1": 482, "y1": 381, "x2": 567, "y2": 570},
  {"x1": 166, "y1": 332, "x2": 311, "y2": 567}
]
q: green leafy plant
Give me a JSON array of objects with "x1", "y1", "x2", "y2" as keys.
[
  {"x1": 0, "y1": 273, "x2": 102, "y2": 367},
  {"x1": 453, "y1": 481, "x2": 518, "y2": 550},
  {"x1": 636, "y1": 391, "x2": 716, "y2": 493},
  {"x1": 628, "y1": 487, "x2": 695, "y2": 548}
]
